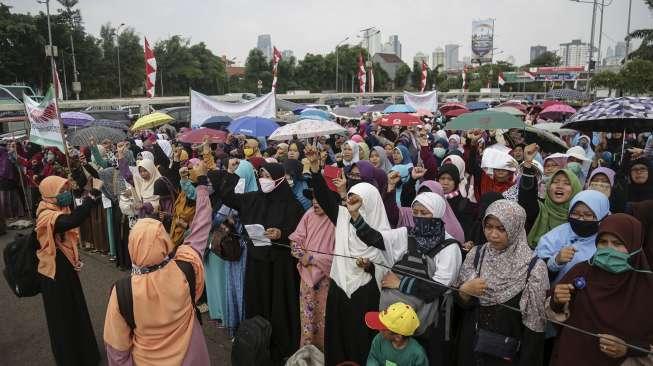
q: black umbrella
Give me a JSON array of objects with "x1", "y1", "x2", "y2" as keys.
[
  {"x1": 89, "y1": 119, "x2": 130, "y2": 131},
  {"x1": 201, "y1": 115, "x2": 233, "y2": 129},
  {"x1": 562, "y1": 97, "x2": 653, "y2": 132},
  {"x1": 68, "y1": 126, "x2": 127, "y2": 146}
]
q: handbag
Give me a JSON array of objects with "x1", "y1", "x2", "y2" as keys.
[
  {"x1": 209, "y1": 216, "x2": 241, "y2": 261},
  {"x1": 473, "y1": 328, "x2": 521, "y2": 362}
]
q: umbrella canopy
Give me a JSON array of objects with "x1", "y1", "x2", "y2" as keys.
[
  {"x1": 177, "y1": 128, "x2": 228, "y2": 144},
  {"x1": 333, "y1": 107, "x2": 362, "y2": 119},
  {"x1": 132, "y1": 112, "x2": 174, "y2": 131},
  {"x1": 503, "y1": 126, "x2": 568, "y2": 153},
  {"x1": 533, "y1": 122, "x2": 577, "y2": 137},
  {"x1": 89, "y1": 119, "x2": 130, "y2": 131},
  {"x1": 228, "y1": 116, "x2": 279, "y2": 137},
  {"x1": 540, "y1": 100, "x2": 562, "y2": 109},
  {"x1": 201, "y1": 115, "x2": 233, "y2": 129},
  {"x1": 466, "y1": 101, "x2": 490, "y2": 111},
  {"x1": 367, "y1": 103, "x2": 392, "y2": 112},
  {"x1": 300, "y1": 108, "x2": 332, "y2": 120},
  {"x1": 269, "y1": 119, "x2": 347, "y2": 141},
  {"x1": 445, "y1": 109, "x2": 471, "y2": 119},
  {"x1": 497, "y1": 102, "x2": 527, "y2": 112},
  {"x1": 276, "y1": 98, "x2": 306, "y2": 112},
  {"x1": 68, "y1": 126, "x2": 126, "y2": 146},
  {"x1": 439, "y1": 102, "x2": 468, "y2": 113},
  {"x1": 415, "y1": 109, "x2": 434, "y2": 117},
  {"x1": 562, "y1": 96, "x2": 653, "y2": 132},
  {"x1": 383, "y1": 104, "x2": 416, "y2": 114},
  {"x1": 492, "y1": 106, "x2": 525, "y2": 116},
  {"x1": 546, "y1": 88, "x2": 587, "y2": 100},
  {"x1": 61, "y1": 111, "x2": 94, "y2": 127},
  {"x1": 445, "y1": 110, "x2": 526, "y2": 131},
  {"x1": 355, "y1": 105, "x2": 371, "y2": 114},
  {"x1": 376, "y1": 113, "x2": 422, "y2": 127}
]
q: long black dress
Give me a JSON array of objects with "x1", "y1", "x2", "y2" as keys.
[
  {"x1": 39, "y1": 197, "x2": 101, "y2": 366},
  {"x1": 213, "y1": 163, "x2": 303, "y2": 364}
]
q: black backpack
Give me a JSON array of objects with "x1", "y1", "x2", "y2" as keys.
[
  {"x1": 231, "y1": 316, "x2": 273, "y2": 366},
  {"x1": 3, "y1": 231, "x2": 41, "y2": 297}
]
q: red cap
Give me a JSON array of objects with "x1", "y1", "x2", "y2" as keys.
[{"x1": 364, "y1": 311, "x2": 387, "y2": 332}]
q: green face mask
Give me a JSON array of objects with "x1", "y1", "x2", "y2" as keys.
[
  {"x1": 55, "y1": 191, "x2": 73, "y2": 207},
  {"x1": 589, "y1": 247, "x2": 653, "y2": 274},
  {"x1": 567, "y1": 162, "x2": 582, "y2": 175}
]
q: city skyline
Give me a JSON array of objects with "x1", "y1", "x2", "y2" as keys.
[{"x1": 6, "y1": 0, "x2": 651, "y2": 67}]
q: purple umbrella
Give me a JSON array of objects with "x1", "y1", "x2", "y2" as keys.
[
  {"x1": 61, "y1": 111, "x2": 94, "y2": 127},
  {"x1": 355, "y1": 105, "x2": 371, "y2": 114}
]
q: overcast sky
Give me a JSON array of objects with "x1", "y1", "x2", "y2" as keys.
[{"x1": 6, "y1": 0, "x2": 652, "y2": 66}]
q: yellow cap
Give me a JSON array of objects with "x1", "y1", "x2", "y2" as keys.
[{"x1": 365, "y1": 302, "x2": 420, "y2": 336}]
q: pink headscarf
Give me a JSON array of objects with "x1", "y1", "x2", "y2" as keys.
[{"x1": 288, "y1": 207, "x2": 336, "y2": 287}]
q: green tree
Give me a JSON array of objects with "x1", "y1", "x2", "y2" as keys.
[
  {"x1": 627, "y1": 0, "x2": 653, "y2": 61},
  {"x1": 591, "y1": 71, "x2": 622, "y2": 96},
  {"x1": 371, "y1": 62, "x2": 389, "y2": 91},
  {"x1": 619, "y1": 59, "x2": 653, "y2": 94},
  {"x1": 295, "y1": 53, "x2": 327, "y2": 92},
  {"x1": 244, "y1": 48, "x2": 272, "y2": 93},
  {"x1": 528, "y1": 51, "x2": 561, "y2": 67},
  {"x1": 189, "y1": 42, "x2": 226, "y2": 94},
  {"x1": 395, "y1": 63, "x2": 411, "y2": 89}
]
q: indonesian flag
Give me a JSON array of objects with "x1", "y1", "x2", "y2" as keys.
[
  {"x1": 498, "y1": 72, "x2": 506, "y2": 86},
  {"x1": 357, "y1": 53, "x2": 366, "y2": 93},
  {"x1": 420, "y1": 61, "x2": 428, "y2": 92},
  {"x1": 144, "y1": 37, "x2": 157, "y2": 98},
  {"x1": 271, "y1": 46, "x2": 282, "y2": 92},
  {"x1": 462, "y1": 67, "x2": 467, "y2": 90},
  {"x1": 369, "y1": 64, "x2": 375, "y2": 93},
  {"x1": 524, "y1": 71, "x2": 536, "y2": 80},
  {"x1": 54, "y1": 68, "x2": 63, "y2": 100}
]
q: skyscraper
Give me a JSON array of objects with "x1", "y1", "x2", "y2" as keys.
[
  {"x1": 558, "y1": 39, "x2": 594, "y2": 68},
  {"x1": 615, "y1": 42, "x2": 627, "y2": 59},
  {"x1": 432, "y1": 47, "x2": 445, "y2": 69},
  {"x1": 388, "y1": 35, "x2": 401, "y2": 59},
  {"x1": 257, "y1": 34, "x2": 272, "y2": 61},
  {"x1": 530, "y1": 45, "x2": 547, "y2": 62},
  {"x1": 281, "y1": 50, "x2": 294, "y2": 59},
  {"x1": 413, "y1": 52, "x2": 429, "y2": 67},
  {"x1": 444, "y1": 44, "x2": 460, "y2": 70}
]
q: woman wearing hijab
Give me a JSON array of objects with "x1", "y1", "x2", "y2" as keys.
[
  {"x1": 455, "y1": 200, "x2": 549, "y2": 366},
  {"x1": 585, "y1": 167, "x2": 626, "y2": 213},
  {"x1": 0, "y1": 142, "x2": 25, "y2": 220},
  {"x1": 36, "y1": 176, "x2": 102, "y2": 366},
  {"x1": 216, "y1": 160, "x2": 304, "y2": 363},
  {"x1": 442, "y1": 155, "x2": 476, "y2": 203},
  {"x1": 370, "y1": 146, "x2": 393, "y2": 173},
  {"x1": 625, "y1": 158, "x2": 653, "y2": 203},
  {"x1": 448, "y1": 134, "x2": 464, "y2": 154},
  {"x1": 104, "y1": 175, "x2": 213, "y2": 365},
  {"x1": 392, "y1": 145, "x2": 413, "y2": 166},
  {"x1": 284, "y1": 158, "x2": 312, "y2": 211},
  {"x1": 467, "y1": 145, "x2": 519, "y2": 201},
  {"x1": 437, "y1": 163, "x2": 477, "y2": 235},
  {"x1": 289, "y1": 191, "x2": 336, "y2": 352},
  {"x1": 287, "y1": 140, "x2": 306, "y2": 161},
  {"x1": 465, "y1": 192, "x2": 504, "y2": 252},
  {"x1": 338, "y1": 140, "x2": 360, "y2": 168},
  {"x1": 548, "y1": 214, "x2": 653, "y2": 366}
]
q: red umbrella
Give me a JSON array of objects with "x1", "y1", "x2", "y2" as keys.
[
  {"x1": 439, "y1": 102, "x2": 468, "y2": 113},
  {"x1": 177, "y1": 127, "x2": 227, "y2": 144},
  {"x1": 376, "y1": 113, "x2": 422, "y2": 127},
  {"x1": 541, "y1": 100, "x2": 562, "y2": 109},
  {"x1": 498, "y1": 102, "x2": 527, "y2": 112},
  {"x1": 444, "y1": 109, "x2": 471, "y2": 118}
]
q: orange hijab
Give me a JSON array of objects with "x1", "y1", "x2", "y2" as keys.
[
  {"x1": 35, "y1": 176, "x2": 80, "y2": 279},
  {"x1": 103, "y1": 218, "x2": 205, "y2": 366}
]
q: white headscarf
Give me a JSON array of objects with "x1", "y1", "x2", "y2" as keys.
[
  {"x1": 412, "y1": 192, "x2": 446, "y2": 218},
  {"x1": 342, "y1": 140, "x2": 360, "y2": 166},
  {"x1": 132, "y1": 159, "x2": 162, "y2": 207},
  {"x1": 481, "y1": 147, "x2": 518, "y2": 175},
  {"x1": 442, "y1": 155, "x2": 475, "y2": 201},
  {"x1": 331, "y1": 183, "x2": 406, "y2": 298},
  {"x1": 139, "y1": 151, "x2": 154, "y2": 162}
]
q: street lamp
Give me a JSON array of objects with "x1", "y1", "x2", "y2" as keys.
[
  {"x1": 625, "y1": 0, "x2": 633, "y2": 61},
  {"x1": 114, "y1": 23, "x2": 126, "y2": 98},
  {"x1": 335, "y1": 36, "x2": 349, "y2": 93},
  {"x1": 37, "y1": 0, "x2": 57, "y2": 95}
]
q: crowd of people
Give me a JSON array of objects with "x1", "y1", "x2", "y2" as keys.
[{"x1": 0, "y1": 107, "x2": 652, "y2": 366}]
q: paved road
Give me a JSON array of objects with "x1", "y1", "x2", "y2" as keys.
[{"x1": 0, "y1": 228, "x2": 232, "y2": 365}]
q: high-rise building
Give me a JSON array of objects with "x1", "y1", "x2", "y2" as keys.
[
  {"x1": 369, "y1": 32, "x2": 382, "y2": 56},
  {"x1": 558, "y1": 39, "x2": 595, "y2": 68},
  {"x1": 444, "y1": 44, "x2": 460, "y2": 70},
  {"x1": 530, "y1": 45, "x2": 547, "y2": 62},
  {"x1": 615, "y1": 42, "x2": 627, "y2": 59},
  {"x1": 413, "y1": 52, "x2": 429, "y2": 67},
  {"x1": 388, "y1": 35, "x2": 402, "y2": 59},
  {"x1": 256, "y1": 34, "x2": 272, "y2": 61},
  {"x1": 281, "y1": 50, "x2": 294, "y2": 59},
  {"x1": 432, "y1": 47, "x2": 445, "y2": 69}
]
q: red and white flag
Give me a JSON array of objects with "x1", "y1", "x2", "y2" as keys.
[
  {"x1": 144, "y1": 37, "x2": 157, "y2": 98},
  {"x1": 524, "y1": 70, "x2": 536, "y2": 80},
  {"x1": 357, "y1": 53, "x2": 366, "y2": 93},
  {"x1": 271, "y1": 46, "x2": 282, "y2": 92},
  {"x1": 420, "y1": 61, "x2": 428, "y2": 92},
  {"x1": 498, "y1": 72, "x2": 506, "y2": 86},
  {"x1": 369, "y1": 64, "x2": 375, "y2": 93},
  {"x1": 462, "y1": 67, "x2": 467, "y2": 90}
]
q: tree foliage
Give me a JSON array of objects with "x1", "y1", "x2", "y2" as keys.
[
  {"x1": 626, "y1": 0, "x2": 653, "y2": 61},
  {"x1": 528, "y1": 51, "x2": 561, "y2": 67},
  {"x1": 591, "y1": 59, "x2": 653, "y2": 95}
]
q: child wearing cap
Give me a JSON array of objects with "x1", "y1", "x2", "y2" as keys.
[{"x1": 365, "y1": 302, "x2": 429, "y2": 366}]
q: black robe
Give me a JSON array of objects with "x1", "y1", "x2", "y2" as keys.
[{"x1": 40, "y1": 198, "x2": 101, "y2": 366}]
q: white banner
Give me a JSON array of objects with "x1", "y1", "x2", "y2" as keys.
[
  {"x1": 403, "y1": 90, "x2": 438, "y2": 112},
  {"x1": 190, "y1": 90, "x2": 276, "y2": 128},
  {"x1": 24, "y1": 88, "x2": 65, "y2": 152}
]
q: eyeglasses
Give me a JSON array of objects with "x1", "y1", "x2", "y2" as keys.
[{"x1": 569, "y1": 211, "x2": 597, "y2": 221}]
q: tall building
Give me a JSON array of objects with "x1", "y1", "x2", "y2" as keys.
[
  {"x1": 444, "y1": 44, "x2": 460, "y2": 70},
  {"x1": 256, "y1": 34, "x2": 272, "y2": 61},
  {"x1": 413, "y1": 52, "x2": 429, "y2": 67},
  {"x1": 281, "y1": 49, "x2": 294, "y2": 59},
  {"x1": 558, "y1": 39, "x2": 594, "y2": 68},
  {"x1": 388, "y1": 35, "x2": 401, "y2": 59},
  {"x1": 432, "y1": 47, "x2": 445, "y2": 69},
  {"x1": 369, "y1": 32, "x2": 382, "y2": 56},
  {"x1": 530, "y1": 45, "x2": 547, "y2": 62},
  {"x1": 615, "y1": 42, "x2": 627, "y2": 59}
]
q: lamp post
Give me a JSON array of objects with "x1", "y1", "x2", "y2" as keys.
[
  {"x1": 335, "y1": 36, "x2": 349, "y2": 93},
  {"x1": 114, "y1": 23, "x2": 126, "y2": 98},
  {"x1": 37, "y1": 0, "x2": 57, "y2": 95},
  {"x1": 625, "y1": 0, "x2": 633, "y2": 61}
]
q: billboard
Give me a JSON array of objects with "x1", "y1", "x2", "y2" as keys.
[{"x1": 471, "y1": 19, "x2": 494, "y2": 64}]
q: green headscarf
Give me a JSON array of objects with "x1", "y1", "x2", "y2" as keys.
[{"x1": 527, "y1": 169, "x2": 582, "y2": 248}]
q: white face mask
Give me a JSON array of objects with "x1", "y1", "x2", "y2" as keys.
[
  {"x1": 259, "y1": 177, "x2": 284, "y2": 193},
  {"x1": 234, "y1": 178, "x2": 246, "y2": 194}
]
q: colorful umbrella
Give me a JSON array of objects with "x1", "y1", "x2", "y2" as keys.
[
  {"x1": 562, "y1": 97, "x2": 653, "y2": 132},
  {"x1": 201, "y1": 115, "x2": 233, "y2": 129},
  {"x1": 61, "y1": 111, "x2": 94, "y2": 127},
  {"x1": 176, "y1": 128, "x2": 228, "y2": 144},
  {"x1": 466, "y1": 101, "x2": 490, "y2": 111},
  {"x1": 497, "y1": 102, "x2": 527, "y2": 112},
  {"x1": 355, "y1": 105, "x2": 371, "y2": 114},
  {"x1": 445, "y1": 110, "x2": 526, "y2": 131},
  {"x1": 492, "y1": 106, "x2": 525, "y2": 116},
  {"x1": 367, "y1": 103, "x2": 392, "y2": 112},
  {"x1": 383, "y1": 104, "x2": 416, "y2": 114},
  {"x1": 300, "y1": 108, "x2": 332, "y2": 120},
  {"x1": 444, "y1": 109, "x2": 471, "y2": 119},
  {"x1": 376, "y1": 113, "x2": 422, "y2": 127},
  {"x1": 228, "y1": 116, "x2": 279, "y2": 137},
  {"x1": 439, "y1": 102, "x2": 468, "y2": 113},
  {"x1": 538, "y1": 103, "x2": 576, "y2": 121},
  {"x1": 540, "y1": 100, "x2": 562, "y2": 109},
  {"x1": 269, "y1": 119, "x2": 347, "y2": 141},
  {"x1": 131, "y1": 112, "x2": 174, "y2": 131},
  {"x1": 415, "y1": 109, "x2": 434, "y2": 117},
  {"x1": 68, "y1": 126, "x2": 126, "y2": 146},
  {"x1": 333, "y1": 107, "x2": 362, "y2": 119}
]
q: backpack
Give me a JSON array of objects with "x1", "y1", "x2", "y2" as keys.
[
  {"x1": 114, "y1": 259, "x2": 200, "y2": 330},
  {"x1": 3, "y1": 231, "x2": 41, "y2": 297},
  {"x1": 231, "y1": 316, "x2": 273, "y2": 366}
]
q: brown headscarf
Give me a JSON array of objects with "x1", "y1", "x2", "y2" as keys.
[
  {"x1": 551, "y1": 214, "x2": 653, "y2": 366},
  {"x1": 103, "y1": 218, "x2": 205, "y2": 365},
  {"x1": 35, "y1": 176, "x2": 80, "y2": 279}
]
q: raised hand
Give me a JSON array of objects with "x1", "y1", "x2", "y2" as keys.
[
  {"x1": 346, "y1": 194, "x2": 363, "y2": 220},
  {"x1": 411, "y1": 166, "x2": 427, "y2": 180}
]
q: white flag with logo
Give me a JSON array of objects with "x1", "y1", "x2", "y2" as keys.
[{"x1": 24, "y1": 87, "x2": 65, "y2": 152}]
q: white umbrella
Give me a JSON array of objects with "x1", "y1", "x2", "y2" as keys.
[
  {"x1": 533, "y1": 122, "x2": 577, "y2": 137},
  {"x1": 268, "y1": 119, "x2": 347, "y2": 141}
]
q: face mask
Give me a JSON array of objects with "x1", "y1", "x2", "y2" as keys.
[
  {"x1": 244, "y1": 148, "x2": 255, "y2": 158},
  {"x1": 567, "y1": 162, "x2": 582, "y2": 175},
  {"x1": 433, "y1": 147, "x2": 446, "y2": 159},
  {"x1": 46, "y1": 153, "x2": 55, "y2": 162},
  {"x1": 589, "y1": 182, "x2": 612, "y2": 197},
  {"x1": 590, "y1": 247, "x2": 653, "y2": 274},
  {"x1": 347, "y1": 178, "x2": 362, "y2": 190},
  {"x1": 412, "y1": 217, "x2": 444, "y2": 254},
  {"x1": 568, "y1": 217, "x2": 599, "y2": 237},
  {"x1": 55, "y1": 191, "x2": 73, "y2": 207},
  {"x1": 259, "y1": 176, "x2": 284, "y2": 193}
]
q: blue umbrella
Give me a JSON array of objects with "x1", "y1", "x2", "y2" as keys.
[
  {"x1": 383, "y1": 104, "x2": 416, "y2": 113},
  {"x1": 292, "y1": 107, "x2": 308, "y2": 115},
  {"x1": 298, "y1": 114, "x2": 329, "y2": 121},
  {"x1": 228, "y1": 116, "x2": 280, "y2": 137},
  {"x1": 300, "y1": 108, "x2": 332, "y2": 120},
  {"x1": 466, "y1": 101, "x2": 490, "y2": 111},
  {"x1": 201, "y1": 115, "x2": 233, "y2": 129}
]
